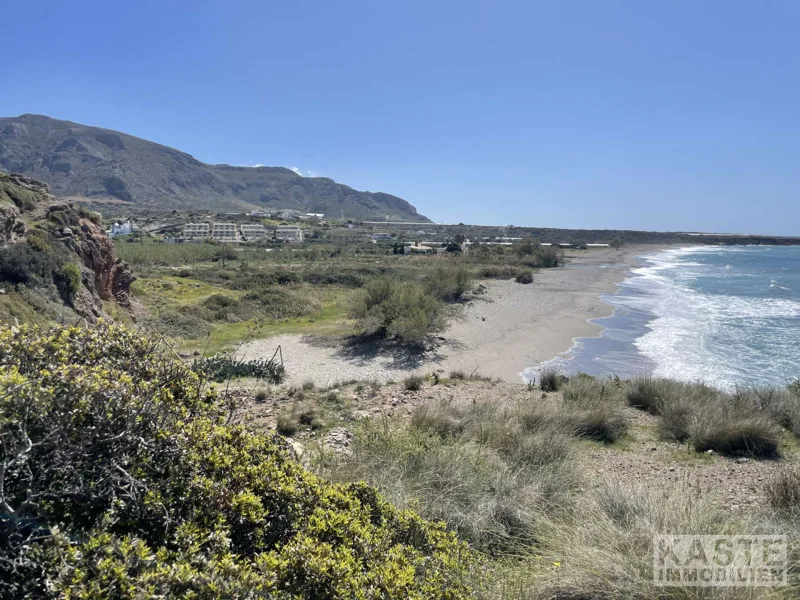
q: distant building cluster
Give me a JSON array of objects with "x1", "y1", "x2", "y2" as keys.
[{"x1": 180, "y1": 222, "x2": 303, "y2": 243}]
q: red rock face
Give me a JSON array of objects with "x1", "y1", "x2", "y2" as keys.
[{"x1": 73, "y1": 217, "x2": 136, "y2": 307}]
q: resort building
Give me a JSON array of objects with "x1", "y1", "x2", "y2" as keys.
[
  {"x1": 371, "y1": 232, "x2": 393, "y2": 241},
  {"x1": 403, "y1": 242, "x2": 436, "y2": 255},
  {"x1": 109, "y1": 220, "x2": 136, "y2": 237},
  {"x1": 211, "y1": 222, "x2": 239, "y2": 242},
  {"x1": 182, "y1": 222, "x2": 210, "y2": 241},
  {"x1": 240, "y1": 224, "x2": 268, "y2": 242},
  {"x1": 275, "y1": 225, "x2": 304, "y2": 243}
]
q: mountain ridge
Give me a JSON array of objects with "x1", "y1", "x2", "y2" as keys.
[{"x1": 0, "y1": 114, "x2": 429, "y2": 221}]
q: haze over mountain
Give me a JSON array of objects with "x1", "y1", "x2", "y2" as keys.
[{"x1": 0, "y1": 114, "x2": 429, "y2": 221}]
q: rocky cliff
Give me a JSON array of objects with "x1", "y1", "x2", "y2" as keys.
[{"x1": 0, "y1": 172, "x2": 135, "y2": 322}]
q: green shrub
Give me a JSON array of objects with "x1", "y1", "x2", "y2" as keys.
[
  {"x1": 57, "y1": 261, "x2": 82, "y2": 295},
  {"x1": 404, "y1": 374, "x2": 424, "y2": 391},
  {"x1": 192, "y1": 353, "x2": 285, "y2": 383},
  {"x1": 349, "y1": 277, "x2": 445, "y2": 344},
  {"x1": 0, "y1": 324, "x2": 479, "y2": 598},
  {"x1": 148, "y1": 309, "x2": 212, "y2": 339},
  {"x1": 254, "y1": 387, "x2": 269, "y2": 402},
  {"x1": 0, "y1": 243, "x2": 64, "y2": 285},
  {"x1": 424, "y1": 266, "x2": 472, "y2": 302},
  {"x1": 476, "y1": 265, "x2": 526, "y2": 279},
  {"x1": 197, "y1": 287, "x2": 322, "y2": 323},
  {"x1": 514, "y1": 270, "x2": 534, "y2": 284}
]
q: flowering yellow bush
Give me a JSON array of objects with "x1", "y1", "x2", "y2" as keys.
[{"x1": 0, "y1": 323, "x2": 481, "y2": 599}]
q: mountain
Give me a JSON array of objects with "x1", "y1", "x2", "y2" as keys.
[{"x1": 0, "y1": 114, "x2": 429, "y2": 221}]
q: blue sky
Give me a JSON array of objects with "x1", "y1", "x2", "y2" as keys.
[{"x1": 2, "y1": 1, "x2": 799, "y2": 234}]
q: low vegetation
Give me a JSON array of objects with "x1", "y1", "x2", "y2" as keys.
[
  {"x1": 349, "y1": 277, "x2": 445, "y2": 344},
  {"x1": 0, "y1": 323, "x2": 480, "y2": 598},
  {"x1": 538, "y1": 367, "x2": 562, "y2": 392},
  {"x1": 627, "y1": 376, "x2": 800, "y2": 457},
  {"x1": 192, "y1": 353, "x2": 286, "y2": 383},
  {"x1": 324, "y1": 383, "x2": 630, "y2": 554},
  {"x1": 403, "y1": 374, "x2": 424, "y2": 391}
]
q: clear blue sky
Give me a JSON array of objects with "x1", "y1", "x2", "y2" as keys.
[{"x1": 2, "y1": 1, "x2": 799, "y2": 234}]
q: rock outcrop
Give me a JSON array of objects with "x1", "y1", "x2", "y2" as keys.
[{"x1": 1, "y1": 171, "x2": 135, "y2": 321}]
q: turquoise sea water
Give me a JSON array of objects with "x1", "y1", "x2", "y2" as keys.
[{"x1": 529, "y1": 246, "x2": 800, "y2": 390}]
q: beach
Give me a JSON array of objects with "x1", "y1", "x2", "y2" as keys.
[{"x1": 239, "y1": 246, "x2": 662, "y2": 385}]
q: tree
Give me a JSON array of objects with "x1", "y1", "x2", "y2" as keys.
[
  {"x1": 610, "y1": 237, "x2": 624, "y2": 250},
  {"x1": 513, "y1": 236, "x2": 540, "y2": 257},
  {"x1": 215, "y1": 244, "x2": 237, "y2": 267}
]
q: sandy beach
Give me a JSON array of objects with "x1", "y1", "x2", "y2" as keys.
[{"x1": 239, "y1": 245, "x2": 666, "y2": 385}]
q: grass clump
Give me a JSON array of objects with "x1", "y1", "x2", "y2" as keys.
[
  {"x1": 276, "y1": 402, "x2": 324, "y2": 435},
  {"x1": 690, "y1": 414, "x2": 780, "y2": 457},
  {"x1": 404, "y1": 374, "x2": 424, "y2": 391},
  {"x1": 627, "y1": 378, "x2": 785, "y2": 457},
  {"x1": 349, "y1": 277, "x2": 445, "y2": 344},
  {"x1": 538, "y1": 367, "x2": 562, "y2": 392},
  {"x1": 326, "y1": 398, "x2": 581, "y2": 554},
  {"x1": 526, "y1": 483, "x2": 759, "y2": 600},
  {"x1": 514, "y1": 270, "x2": 534, "y2": 284},
  {"x1": 0, "y1": 323, "x2": 480, "y2": 598},
  {"x1": 767, "y1": 469, "x2": 800, "y2": 517}
]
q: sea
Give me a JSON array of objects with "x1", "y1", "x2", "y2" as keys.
[{"x1": 526, "y1": 245, "x2": 800, "y2": 390}]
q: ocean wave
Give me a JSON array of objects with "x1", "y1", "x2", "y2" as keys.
[{"x1": 614, "y1": 246, "x2": 800, "y2": 389}]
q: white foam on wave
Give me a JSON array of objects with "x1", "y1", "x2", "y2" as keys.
[{"x1": 618, "y1": 247, "x2": 800, "y2": 389}]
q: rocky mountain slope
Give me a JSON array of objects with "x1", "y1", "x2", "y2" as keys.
[
  {"x1": 0, "y1": 172, "x2": 134, "y2": 323},
  {"x1": 0, "y1": 114, "x2": 429, "y2": 221}
]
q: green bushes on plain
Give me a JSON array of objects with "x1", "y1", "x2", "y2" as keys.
[
  {"x1": 349, "y1": 277, "x2": 445, "y2": 344},
  {"x1": 424, "y1": 266, "x2": 472, "y2": 302},
  {"x1": 196, "y1": 286, "x2": 322, "y2": 323},
  {"x1": 0, "y1": 323, "x2": 480, "y2": 598}
]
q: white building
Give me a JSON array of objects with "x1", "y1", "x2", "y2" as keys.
[
  {"x1": 275, "y1": 225, "x2": 304, "y2": 243},
  {"x1": 240, "y1": 224, "x2": 268, "y2": 242},
  {"x1": 182, "y1": 222, "x2": 210, "y2": 241},
  {"x1": 211, "y1": 222, "x2": 239, "y2": 242},
  {"x1": 109, "y1": 220, "x2": 135, "y2": 237},
  {"x1": 371, "y1": 232, "x2": 393, "y2": 241}
]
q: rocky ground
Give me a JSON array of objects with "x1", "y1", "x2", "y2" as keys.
[{"x1": 229, "y1": 378, "x2": 798, "y2": 514}]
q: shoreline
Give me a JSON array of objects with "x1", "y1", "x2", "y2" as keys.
[{"x1": 239, "y1": 245, "x2": 675, "y2": 385}]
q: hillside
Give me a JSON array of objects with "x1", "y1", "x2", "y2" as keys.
[{"x1": 0, "y1": 114, "x2": 430, "y2": 221}]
